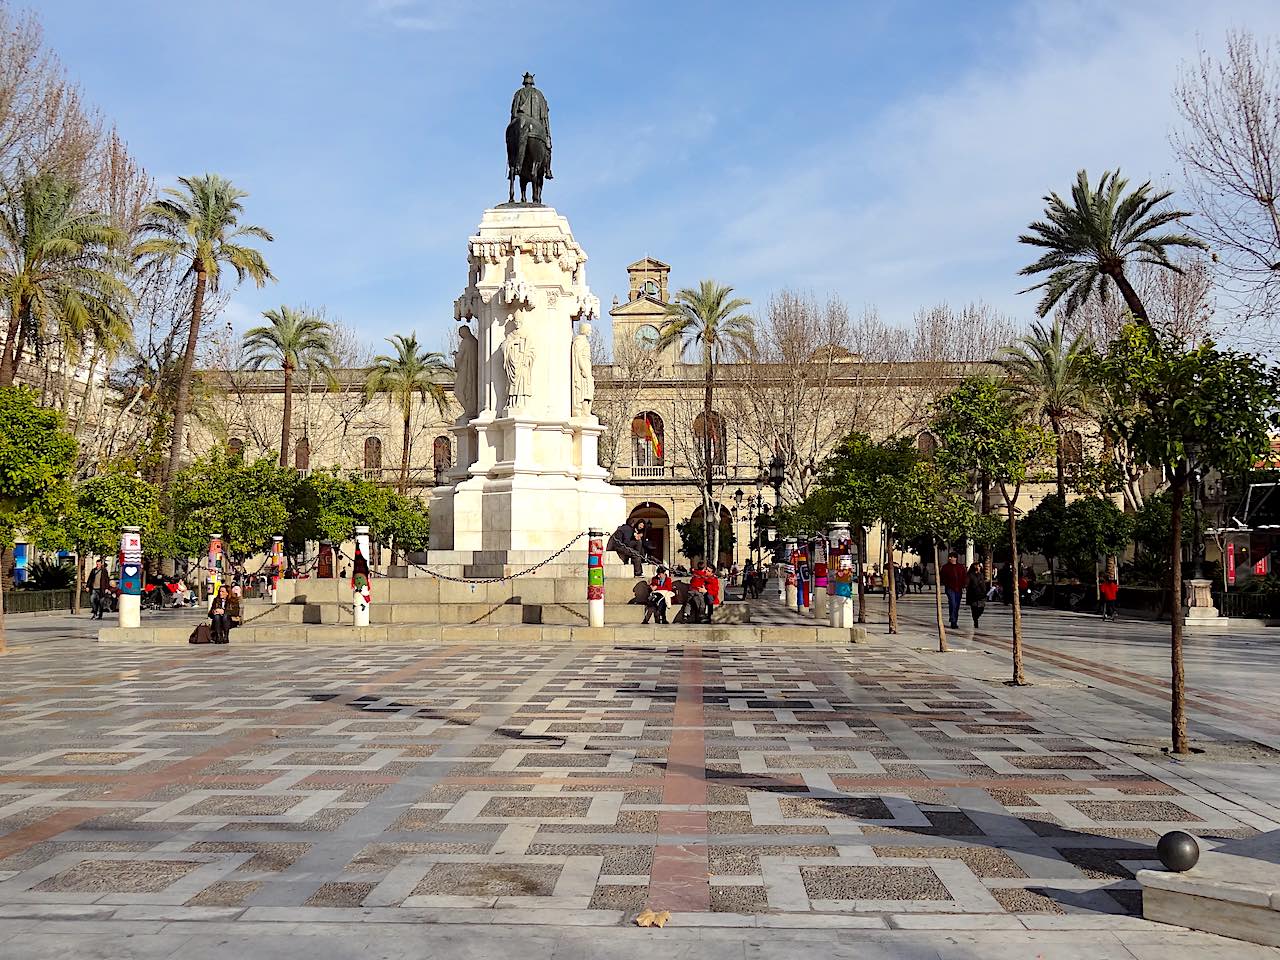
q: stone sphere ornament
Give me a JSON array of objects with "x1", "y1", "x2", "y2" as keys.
[{"x1": 1156, "y1": 830, "x2": 1201, "y2": 872}]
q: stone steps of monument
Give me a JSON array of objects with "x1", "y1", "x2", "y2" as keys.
[
  {"x1": 241, "y1": 597, "x2": 752, "y2": 626},
  {"x1": 98, "y1": 622, "x2": 865, "y2": 645},
  {"x1": 271, "y1": 577, "x2": 667, "y2": 607}
]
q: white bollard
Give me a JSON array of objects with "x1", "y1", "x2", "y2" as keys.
[
  {"x1": 118, "y1": 526, "x2": 143, "y2": 629},
  {"x1": 814, "y1": 585, "x2": 828, "y2": 620},
  {"x1": 352, "y1": 524, "x2": 372, "y2": 627},
  {"x1": 587, "y1": 528, "x2": 605, "y2": 627}
]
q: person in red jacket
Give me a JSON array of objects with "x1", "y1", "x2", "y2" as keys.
[
  {"x1": 939, "y1": 551, "x2": 968, "y2": 630},
  {"x1": 1099, "y1": 576, "x2": 1119, "y2": 622}
]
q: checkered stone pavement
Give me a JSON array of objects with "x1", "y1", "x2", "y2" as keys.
[{"x1": 0, "y1": 636, "x2": 1275, "y2": 931}]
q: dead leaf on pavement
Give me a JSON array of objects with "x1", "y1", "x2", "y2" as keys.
[{"x1": 634, "y1": 908, "x2": 671, "y2": 928}]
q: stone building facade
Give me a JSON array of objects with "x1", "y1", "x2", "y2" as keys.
[{"x1": 195, "y1": 257, "x2": 1074, "y2": 568}]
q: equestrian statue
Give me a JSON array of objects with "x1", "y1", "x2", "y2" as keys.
[{"x1": 506, "y1": 72, "x2": 553, "y2": 204}]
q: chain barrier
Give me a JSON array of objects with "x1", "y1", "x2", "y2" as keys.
[{"x1": 347, "y1": 531, "x2": 591, "y2": 584}]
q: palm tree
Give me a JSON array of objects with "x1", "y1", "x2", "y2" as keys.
[
  {"x1": 134, "y1": 174, "x2": 273, "y2": 501},
  {"x1": 1019, "y1": 169, "x2": 1205, "y2": 322},
  {"x1": 997, "y1": 316, "x2": 1094, "y2": 497},
  {"x1": 657, "y1": 280, "x2": 753, "y2": 563},
  {"x1": 243, "y1": 306, "x2": 335, "y2": 467},
  {"x1": 0, "y1": 170, "x2": 132, "y2": 387},
  {"x1": 365, "y1": 333, "x2": 450, "y2": 494}
]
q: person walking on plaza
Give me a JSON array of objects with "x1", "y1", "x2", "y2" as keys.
[
  {"x1": 85, "y1": 558, "x2": 109, "y2": 620},
  {"x1": 1099, "y1": 575, "x2": 1119, "y2": 622},
  {"x1": 965, "y1": 561, "x2": 988, "y2": 628},
  {"x1": 940, "y1": 552, "x2": 967, "y2": 629}
]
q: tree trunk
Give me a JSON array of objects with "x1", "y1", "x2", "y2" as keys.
[
  {"x1": 399, "y1": 406, "x2": 411, "y2": 495},
  {"x1": 703, "y1": 348, "x2": 715, "y2": 563},
  {"x1": 73, "y1": 553, "x2": 85, "y2": 615},
  {"x1": 886, "y1": 532, "x2": 898, "y2": 634},
  {"x1": 1051, "y1": 417, "x2": 1066, "y2": 499},
  {"x1": 933, "y1": 541, "x2": 947, "y2": 652},
  {"x1": 280, "y1": 361, "x2": 293, "y2": 468},
  {"x1": 0, "y1": 297, "x2": 26, "y2": 387},
  {"x1": 165, "y1": 269, "x2": 208, "y2": 521},
  {"x1": 855, "y1": 532, "x2": 866, "y2": 624},
  {"x1": 1006, "y1": 493, "x2": 1027, "y2": 685},
  {"x1": 0, "y1": 547, "x2": 7, "y2": 651},
  {"x1": 1170, "y1": 477, "x2": 1188, "y2": 754},
  {"x1": 1109, "y1": 267, "x2": 1149, "y2": 322}
]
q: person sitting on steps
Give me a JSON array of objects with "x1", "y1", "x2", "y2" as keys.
[{"x1": 608, "y1": 519, "x2": 647, "y2": 576}]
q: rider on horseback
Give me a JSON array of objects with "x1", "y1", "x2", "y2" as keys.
[{"x1": 510, "y1": 72, "x2": 553, "y2": 181}]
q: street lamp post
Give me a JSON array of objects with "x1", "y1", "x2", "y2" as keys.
[
  {"x1": 768, "y1": 453, "x2": 785, "y2": 510},
  {"x1": 733, "y1": 488, "x2": 744, "y2": 569}
]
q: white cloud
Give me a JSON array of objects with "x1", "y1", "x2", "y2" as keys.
[{"x1": 698, "y1": 0, "x2": 1280, "y2": 325}]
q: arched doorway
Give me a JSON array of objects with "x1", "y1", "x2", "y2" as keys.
[{"x1": 628, "y1": 502, "x2": 671, "y2": 567}]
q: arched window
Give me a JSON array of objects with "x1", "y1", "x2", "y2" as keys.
[
  {"x1": 916, "y1": 431, "x2": 938, "y2": 460},
  {"x1": 1062, "y1": 430, "x2": 1084, "y2": 465},
  {"x1": 295, "y1": 437, "x2": 310, "y2": 472},
  {"x1": 363, "y1": 436, "x2": 382, "y2": 479},
  {"x1": 693, "y1": 411, "x2": 728, "y2": 470},
  {"x1": 432, "y1": 435, "x2": 452, "y2": 483},
  {"x1": 630, "y1": 412, "x2": 665, "y2": 475},
  {"x1": 228, "y1": 438, "x2": 244, "y2": 461}
]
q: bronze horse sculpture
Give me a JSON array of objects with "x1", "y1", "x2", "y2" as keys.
[{"x1": 506, "y1": 116, "x2": 549, "y2": 204}]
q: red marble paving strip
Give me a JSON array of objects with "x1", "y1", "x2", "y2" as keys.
[{"x1": 648, "y1": 647, "x2": 710, "y2": 913}]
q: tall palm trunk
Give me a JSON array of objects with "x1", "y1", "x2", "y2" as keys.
[
  {"x1": 703, "y1": 347, "x2": 715, "y2": 564},
  {"x1": 1005, "y1": 489, "x2": 1027, "y2": 684},
  {"x1": 1051, "y1": 416, "x2": 1066, "y2": 499},
  {"x1": 399, "y1": 402, "x2": 411, "y2": 495},
  {"x1": 1107, "y1": 267, "x2": 1148, "y2": 322},
  {"x1": 280, "y1": 360, "x2": 293, "y2": 467},
  {"x1": 1169, "y1": 476, "x2": 1188, "y2": 753},
  {"x1": 0, "y1": 299, "x2": 24, "y2": 386},
  {"x1": 166, "y1": 269, "x2": 207, "y2": 506}
]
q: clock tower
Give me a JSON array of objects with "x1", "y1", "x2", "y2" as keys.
[{"x1": 609, "y1": 257, "x2": 679, "y2": 364}]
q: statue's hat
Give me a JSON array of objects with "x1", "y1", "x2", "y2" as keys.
[{"x1": 522, "y1": 71, "x2": 535, "y2": 84}]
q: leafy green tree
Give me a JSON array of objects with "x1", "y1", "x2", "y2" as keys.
[
  {"x1": 1093, "y1": 322, "x2": 1280, "y2": 752},
  {"x1": 889, "y1": 460, "x2": 976, "y2": 652},
  {"x1": 0, "y1": 387, "x2": 76, "y2": 647},
  {"x1": 998, "y1": 317, "x2": 1094, "y2": 497},
  {"x1": 243, "y1": 306, "x2": 335, "y2": 467},
  {"x1": 135, "y1": 174, "x2": 274, "y2": 507},
  {"x1": 932, "y1": 378, "x2": 1053, "y2": 684},
  {"x1": 48, "y1": 467, "x2": 162, "y2": 613},
  {"x1": 658, "y1": 280, "x2": 753, "y2": 562},
  {"x1": 1019, "y1": 493, "x2": 1067, "y2": 588},
  {"x1": 169, "y1": 450, "x2": 297, "y2": 567},
  {"x1": 287, "y1": 469, "x2": 429, "y2": 561},
  {"x1": 1018, "y1": 169, "x2": 1205, "y2": 322},
  {"x1": 676, "y1": 510, "x2": 734, "y2": 565},
  {"x1": 365, "y1": 333, "x2": 450, "y2": 496},
  {"x1": 1058, "y1": 496, "x2": 1134, "y2": 584},
  {"x1": 0, "y1": 171, "x2": 132, "y2": 386}
]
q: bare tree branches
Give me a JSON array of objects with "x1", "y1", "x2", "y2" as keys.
[{"x1": 1174, "y1": 30, "x2": 1280, "y2": 338}]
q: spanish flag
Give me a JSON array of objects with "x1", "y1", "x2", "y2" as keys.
[{"x1": 644, "y1": 416, "x2": 663, "y2": 459}]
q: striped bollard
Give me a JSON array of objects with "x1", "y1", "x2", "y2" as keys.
[
  {"x1": 587, "y1": 528, "x2": 605, "y2": 627},
  {"x1": 118, "y1": 526, "x2": 143, "y2": 629},
  {"x1": 269, "y1": 535, "x2": 284, "y2": 603},
  {"x1": 352, "y1": 524, "x2": 372, "y2": 627}
]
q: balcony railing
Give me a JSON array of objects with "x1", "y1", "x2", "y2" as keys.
[{"x1": 630, "y1": 464, "x2": 666, "y2": 479}]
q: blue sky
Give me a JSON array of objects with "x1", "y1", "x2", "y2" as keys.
[{"x1": 38, "y1": 0, "x2": 1280, "y2": 352}]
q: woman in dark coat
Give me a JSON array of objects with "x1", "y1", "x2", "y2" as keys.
[
  {"x1": 966, "y1": 562, "x2": 988, "y2": 628},
  {"x1": 209, "y1": 585, "x2": 233, "y2": 644}
]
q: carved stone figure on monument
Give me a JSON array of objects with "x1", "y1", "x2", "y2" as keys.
[
  {"x1": 571, "y1": 320, "x2": 594, "y2": 418},
  {"x1": 502, "y1": 313, "x2": 535, "y2": 411},
  {"x1": 453, "y1": 322, "x2": 478, "y2": 419}
]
